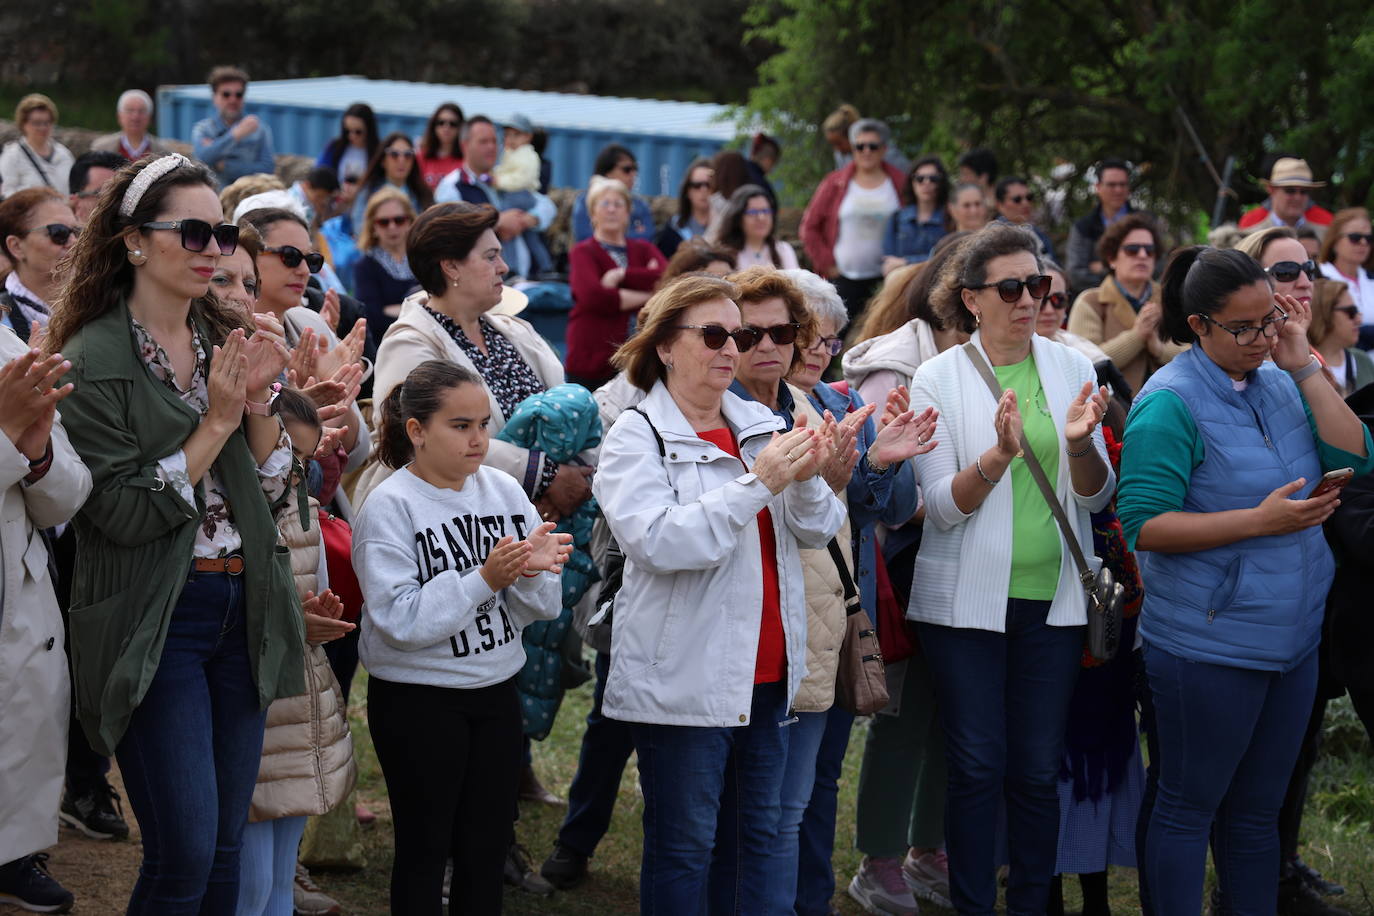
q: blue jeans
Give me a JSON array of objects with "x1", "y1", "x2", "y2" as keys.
[
  {"x1": 235, "y1": 816, "x2": 307, "y2": 916},
  {"x1": 773, "y1": 710, "x2": 829, "y2": 914},
  {"x1": 630, "y1": 681, "x2": 790, "y2": 916},
  {"x1": 558, "y1": 651, "x2": 636, "y2": 857},
  {"x1": 919, "y1": 599, "x2": 1084, "y2": 916},
  {"x1": 1142, "y1": 642, "x2": 1318, "y2": 915},
  {"x1": 795, "y1": 704, "x2": 854, "y2": 916},
  {"x1": 115, "y1": 571, "x2": 268, "y2": 915},
  {"x1": 501, "y1": 189, "x2": 554, "y2": 275}
]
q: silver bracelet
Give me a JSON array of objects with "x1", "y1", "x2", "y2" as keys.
[
  {"x1": 975, "y1": 455, "x2": 1001, "y2": 486},
  {"x1": 1288, "y1": 357, "x2": 1322, "y2": 384}
]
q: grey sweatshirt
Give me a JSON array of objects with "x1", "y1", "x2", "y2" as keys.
[{"x1": 354, "y1": 466, "x2": 561, "y2": 688}]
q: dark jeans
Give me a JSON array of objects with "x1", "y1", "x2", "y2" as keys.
[
  {"x1": 630, "y1": 681, "x2": 790, "y2": 916},
  {"x1": 368, "y1": 675, "x2": 523, "y2": 916},
  {"x1": 558, "y1": 651, "x2": 636, "y2": 857},
  {"x1": 115, "y1": 571, "x2": 267, "y2": 915},
  {"x1": 1277, "y1": 692, "x2": 1328, "y2": 868},
  {"x1": 1141, "y1": 642, "x2": 1318, "y2": 915},
  {"x1": 1134, "y1": 647, "x2": 1161, "y2": 916},
  {"x1": 795, "y1": 704, "x2": 855, "y2": 916},
  {"x1": 323, "y1": 624, "x2": 359, "y2": 705},
  {"x1": 919, "y1": 599, "x2": 1084, "y2": 916}
]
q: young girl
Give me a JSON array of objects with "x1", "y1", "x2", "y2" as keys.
[{"x1": 354, "y1": 359, "x2": 572, "y2": 913}]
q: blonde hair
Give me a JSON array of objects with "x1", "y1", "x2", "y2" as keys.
[
  {"x1": 611, "y1": 274, "x2": 740, "y2": 391},
  {"x1": 219, "y1": 174, "x2": 285, "y2": 222},
  {"x1": 587, "y1": 176, "x2": 631, "y2": 221},
  {"x1": 15, "y1": 94, "x2": 57, "y2": 127},
  {"x1": 358, "y1": 188, "x2": 416, "y2": 251},
  {"x1": 1233, "y1": 225, "x2": 1298, "y2": 264},
  {"x1": 1308, "y1": 278, "x2": 1354, "y2": 347}
]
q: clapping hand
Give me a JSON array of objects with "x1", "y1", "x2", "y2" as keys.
[
  {"x1": 286, "y1": 327, "x2": 320, "y2": 384},
  {"x1": 879, "y1": 386, "x2": 910, "y2": 432},
  {"x1": 868, "y1": 406, "x2": 939, "y2": 468},
  {"x1": 819, "y1": 407, "x2": 869, "y2": 494},
  {"x1": 245, "y1": 313, "x2": 290, "y2": 395},
  {"x1": 321, "y1": 288, "x2": 342, "y2": 334},
  {"x1": 480, "y1": 535, "x2": 533, "y2": 591},
  {"x1": 315, "y1": 319, "x2": 367, "y2": 380},
  {"x1": 753, "y1": 424, "x2": 824, "y2": 494},
  {"x1": 208, "y1": 331, "x2": 250, "y2": 432},
  {"x1": 993, "y1": 389, "x2": 1023, "y2": 461},
  {"x1": 301, "y1": 589, "x2": 354, "y2": 645},
  {"x1": 524, "y1": 520, "x2": 575, "y2": 575},
  {"x1": 792, "y1": 412, "x2": 838, "y2": 484},
  {"x1": 0, "y1": 349, "x2": 73, "y2": 460},
  {"x1": 1064, "y1": 382, "x2": 1109, "y2": 447}
]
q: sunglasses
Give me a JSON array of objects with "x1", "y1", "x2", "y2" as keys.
[
  {"x1": 345, "y1": 128, "x2": 365, "y2": 137},
  {"x1": 970, "y1": 274, "x2": 1052, "y2": 303},
  {"x1": 744, "y1": 322, "x2": 800, "y2": 346},
  {"x1": 1265, "y1": 259, "x2": 1316, "y2": 283},
  {"x1": 676, "y1": 324, "x2": 759, "y2": 352},
  {"x1": 386, "y1": 148, "x2": 415, "y2": 159},
  {"x1": 811, "y1": 335, "x2": 844, "y2": 356},
  {"x1": 1346, "y1": 233, "x2": 1373, "y2": 245},
  {"x1": 913, "y1": 173, "x2": 942, "y2": 184},
  {"x1": 1121, "y1": 243, "x2": 1156, "y2": 257},
  {"x1": 744, "y1": 208, "x2": 774, "y2": 218},
  {"x1": 218, "y1": 90, "x2": 244, "y2": 99},
  {"x1": 29, "y1": 223, "x2": 79, "y2": 245},
  {"x1": 374, "y1": 215, "x2": 412, "y2": 229},
  {"x1": 1042, "y1": 291, "x2": 1069, "y2": 310},
  {"x1": 141, "y1": 219, "x2": 239, "y2": 255},
  {"x1": 264, "y1": 245, "x2": 324, "y2": 273},
  {"x1": 1275, "y1": 186, "x2": 1310, "y2": 195},
  {"x1": 436, "y1": 119, "x2": 461, "y2": 128},
  {"x1": 687, "y1": 181, "x2": 712, "y2": 190},
  {"x1": 616, "y1": 164, "x2": 639, "y2": 174},
  {"x1": 853, "y1": 142, "x2": 884, "y2": 153},
  {"x1": 1335, "y1": 305, "x2": 1361, "y2": 319},
  {"x1": 1199, "y1": 307, "x2": 1288, "y2": 346},
  {"x1": 1005, "y1": 193, "x2": 1035, "y2": 204}
]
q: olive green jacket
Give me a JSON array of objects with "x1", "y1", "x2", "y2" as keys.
[{"x1": 59, "y1": 299, "x2": 304, "y2": 757}]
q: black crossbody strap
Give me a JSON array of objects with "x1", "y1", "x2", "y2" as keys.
[
  {"x1": 626, "y1": 405, "x2": 665, "y2": 457},
  {"x1": 16, "y1": 142, "x2": 55, "y2": 189},
  {"x1": 962, "y1": 342, "x2": 1094, "y2": 585},
  {"x1": 825, "y1": 538, "x2": 860, "y2": 610}
]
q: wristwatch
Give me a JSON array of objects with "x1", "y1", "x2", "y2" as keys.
[
  {"x1": 244, "y1": 382, "x2": 282, "y2": 416},
  {"x1": 1287, "y1": 357, "x2": 1322, "y2": 384}
]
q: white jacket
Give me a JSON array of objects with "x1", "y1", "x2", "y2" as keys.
[
  {"x1": 907, "y1": 331, "x2": 1114, "y2": 631},
  {"x1": 353, "y1": 291, "x2": 568, "y2": 508},
  {"x1": 0, "y1": 328, "x2": 92, "y2": 863},
  {"x1": 594, "y1": 381, "x2": 846, "y2": 727},
  {"x1": 0, "y1": 139, "x2": 75, "y2": 197},
  {"x1": 841, "y1": 318, "x2": 944, "y2": 396}
]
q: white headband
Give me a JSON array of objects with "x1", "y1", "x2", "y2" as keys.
[{"x1": 119, "y1": 153, "x2": 189, "y2": 218}]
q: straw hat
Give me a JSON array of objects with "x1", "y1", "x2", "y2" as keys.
[{"x1": 1267, "y1": 157, "x2": 1326, "y2": 189}]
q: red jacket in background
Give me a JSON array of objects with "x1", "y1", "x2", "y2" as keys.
[
  {"x1": 1238, "y1": 200, "x2": 1333, "y2": 230},
  {"x1": 564, "y1": 237, "x2": 666, "y2": 382},
  {"x1": 799, "y1": 160, "x2": 909, "y2": 278}
]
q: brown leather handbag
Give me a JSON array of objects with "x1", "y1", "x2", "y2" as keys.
[{"x1": 830, "y1": 539, "x2": 889, "y2": 715}]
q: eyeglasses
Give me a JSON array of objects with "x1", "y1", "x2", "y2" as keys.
[
  {"x1": 687, "y1": 181, "x2": 711, "y2": 190},
  {"x1": 141, "y1": 219, "x2": 239, "y2": 255},
  {"x1": 1121, "y1": 243, "x2": 1156, "y2": 257},
  {"x1": 1265, "y1": 260, "x2": 1316, "y2": 283},
  {"x1": 1346, "y1": 233, "x2": 1373, "y2": 245},
  {"x1": 810, "y1": 335, "x2": 844, "y2": 356},
  {"x1": 1005, "y1": 193, "x2": 1035, "y2": 205},
  {"x1": 385, "y1": 148, "x2": 415, "y2": 159},
  {"x1": 373, "y1": 215, "x2": 412, "y2": 229},
  {"x1": 744, "y1": 322, "x2": 800, "y2": 346},
  {"x1": 218, "y1": 90, "x2": 244, "y2": 99},
  {"x1": 853, "y1": 142, "x2": 884, "y2": 153},
  {"x1": 1198, "y1": 307, "x2": 1288, "y2": 346},
  {"x1": 744, "y1": 208, "x2": 774, "y2": 218},
  {"x1": 1275, "y1": 186, "x2": 1310, "y2": 195},
  {"x1": 1041, "y1": 291, "x2": 1069, "y2": 310},
  {"x1": 264, "y1": 245, "x2": 325, "y2": 273},
  {"x1": 74, "y1": 190, "x2": 102, "y2": 199},
  {"x1": 969, "y1": 274, "x2": 1052, "y2": 303},
  {"x1": 1335, "y1": 305, "x2": 1361, "y2": 319},
  {"x1": 436, "y1": 119, "x2": 461, "y2": 128},
  {"x1": 29, "y1": 223, "x2": 79, "y2": 245},
  {"x1": 913, "y1": 174, "x2": 942, "y2": 184},
  {"x1": 676, "y1": 324, "x2": 759, "y2": 352}
]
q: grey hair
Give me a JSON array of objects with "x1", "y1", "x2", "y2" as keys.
[
  {"x1": 1041, "y1": 257, "x2": 1066, "y2": 278},
  {"x1": 930, "y1": 222, "x2": 1044, "y2": 334},
  {"x1": 117, "y1": 89, "x2": 154, "y2": 115},
  {"x1": 848, "y1": 118, "x2": 890, "y2": 146},
  {"x1": 780, "y1": 269, "x2": 848, "y2": 332}
]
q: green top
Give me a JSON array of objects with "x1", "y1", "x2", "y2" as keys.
[
  {"x1": 994, "y1": 354, "x2": 1062, "y2": 600},
  {"x1": 58, "y1": 299, "x2": 304, "y2": 757},
  {"x1": 1117, "y1": 388, "x2": 1374, "y2": 551}
]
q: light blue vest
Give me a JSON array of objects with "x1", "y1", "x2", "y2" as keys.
[{"x1": 1130, "y1": 346, "x2": 1331, "y2": 671}]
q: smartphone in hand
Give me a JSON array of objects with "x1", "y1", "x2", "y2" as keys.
[{"x1": 1311, "y1": 467, "x2": 1355, "y2": 499}]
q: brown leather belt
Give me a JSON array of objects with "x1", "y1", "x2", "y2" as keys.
[{"x1": 192, "y1": 555, "x2": 245, "y2": 575}]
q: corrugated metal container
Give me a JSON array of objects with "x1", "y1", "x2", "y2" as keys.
[{"x1": 157, "y1": 76, "x2": 736, "y2": 196}]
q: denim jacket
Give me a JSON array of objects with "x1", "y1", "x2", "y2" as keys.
[{"x1": 882, "y1": 204, "x2": 948, "y2": 265}]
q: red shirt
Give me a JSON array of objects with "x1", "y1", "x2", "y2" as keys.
[
  {"x1": 417, "y1": 152, "x2": 464, "y2": 189},
  {"x1": 698, "y1": 428, "x2": 785, "y2": 684}
]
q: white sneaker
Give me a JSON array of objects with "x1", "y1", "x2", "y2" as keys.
[
  {"x1": 902, "y1": 848, "x2": 951, "y2": 909},
  {"x1": 848, "y1": 856, "x2": 919, "y2": 915}
]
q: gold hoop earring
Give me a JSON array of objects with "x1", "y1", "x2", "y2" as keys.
[
  {"x1": 973, "y1": 311, "x2": 982, "y2": 327},
  {"x1": 127, "y1": 249, "x2": 147, "y2": 267}
]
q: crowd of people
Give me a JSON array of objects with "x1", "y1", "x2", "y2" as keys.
[{"x1": 0, "y1": 70, "x2": 1371, "y2": 916}]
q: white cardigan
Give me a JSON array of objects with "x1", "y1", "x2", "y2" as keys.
[{"x1": 907, "y1": 331, "x2": 1114, "y2": 631}]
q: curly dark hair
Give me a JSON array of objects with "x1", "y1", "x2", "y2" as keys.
[{"x1": 1097, "y1": 212, "x2": 1162, "y2": 268}]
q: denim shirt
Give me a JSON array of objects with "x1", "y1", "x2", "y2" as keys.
[
  {"x1": 191, "y1": 115, "x2": 277, "y2": 185},
  {"x1": 883, "y1": 204, "x2": 948, "y2": 264}
]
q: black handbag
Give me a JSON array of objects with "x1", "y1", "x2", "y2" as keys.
[{"x1": 963, "y1": 343, "x2": 1125, "y2": 661}]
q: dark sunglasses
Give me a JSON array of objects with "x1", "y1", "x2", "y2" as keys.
[
  {"x1": 853, "y1": 142, "x2": 884, "y2": 153},
  {"x1": 676, "y1": 324, "x2": 758, "y2": 352},
  {"x1": 913, "y1": 173, "x2": 942, "y2": 184},
  {"x1": 385, "y1": 148, "x2": 415, "y2": 159},
  {"x1": 30, "y1": 223, "x2": 79, "y2": 245},
  {"x1": 1275, "y1": 186, "x2": 1310, "y2": 195},
  {"x1": 141, "y1": 219, "x2": 239, "y2": 255},
  {"x1": 1006, "y1": 193, "x2": 1035, "y2": 204},
  {"x1": 436, "y1": 119, "x2": 461, "y2": 128},
  {"x1": 687, "y1": 181, "x2": 712, "y2": 190},
  {"x1": 218, "y1": 89, "x2": 244, "y2": 99},
  {"x1": 616, "y1": 163, "x2": 639, "y2": 174},
  {"x1": 1346, "y1": 233, "x2": 1373, "y2": 245},
  {"x1": 744, "y1": 322, "x2": 800, "y2": 346},
  {"x1": 1042, "y1": 291, "x2": 1070, "y2": 310},
  {"x1": 1266, "y1": 260, "x2": 1316, "y2": 283},
  {"x1": 345, "y1": 128, "x2": 365, "y2": 137},
  {"x1": 1335, "y1": 305, "x2": 1361, "y2": 319},
  {"x1": 812, "y1": 335, "x2": 844, "y2": 356},
  {"x1": 374, "y1": 215, "x2": 412, "y2": 229},
  {"x1": 264, "y1": 245, "x2": 324, "y2": 273},
  {"x1": 970, "y1": 274, "x2": 1051, "y2": 303},
  {"x1": 1121, "y1": 243, "x2": 1156, "y2": 257}
]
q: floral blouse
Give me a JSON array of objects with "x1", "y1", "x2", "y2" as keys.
[{"x1": 133, "y1": 317, "x2": 293, "y2": 558}]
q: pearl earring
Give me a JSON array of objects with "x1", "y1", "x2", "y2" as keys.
[{"x1": 127, "y1": 249, "x2": 147, "y2": 266}]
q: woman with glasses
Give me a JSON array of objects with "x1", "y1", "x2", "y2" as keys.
[
  {"x1": 710, "y1": 184, "x2": 799, "y2": 270},
  {"x1": 352, "y1": 188, "x2": 417, "y2": 339},
  {"x1": 1068, "y1": 213, "x2": 1185, "y2": 392},
  {"x1": 0, "y1": 94, "x2": 74, "y2": 198},
  {"x1": 594, "y1": 273, "x2": 845, "y2": 916},
  {"x1": 907, "y1": 221, "x2": 1114, "y2": 914},
  {"x1": 349, "y1": 132, "x2": 433, "y2": 238},
  {"x1": 316, "y1": 103, "x2": 379, "y2": 208},
  {"x1": 1318, "y1": 207, "x2": 1374, "y2": 318},
  {"x1": 415, "y1": 102, "x2": 465, "y2": 190},
  {"x1": 800, "y1": 118, "x2": 908, "y2": 319},
  {"x1": 653, "y1": 158, "x2": 714, "y2": 260},
  {"x1": 883, "y1": 156, "x2": 953, "y2": 275},
  {"x1": 1235, "y1": 226, "x2": 1316, "y2": 306},
  {"x1": 993, "y1": 177, "x2": 1056, "y2": 260},
  {"x1": 1118, "y1": 246, "x2": 1373, "y2": 914},
  {"x1": 565, "y1": 177, "x2": 666, "y2": 390},
  {"x1": 0, "y1": 187, "x2": 79, "y2": 342},
  {"x1": 571, "y1": 144, "x2": 656, "y2": 244},
  {"x1": 1309, "y1": 278, "x2": 1373, "y2": 396},
  {"x1": 47, "y1": 154, "x2": 304, "y2": 911}
]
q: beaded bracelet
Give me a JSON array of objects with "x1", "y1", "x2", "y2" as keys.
[{"x1": 1065, "y1": 440, "x2": 1093, "y2": 458}]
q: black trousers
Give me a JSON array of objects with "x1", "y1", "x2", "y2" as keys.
[{"x1": 368, "y1": 675, "x2": 523, "y2": 915}]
